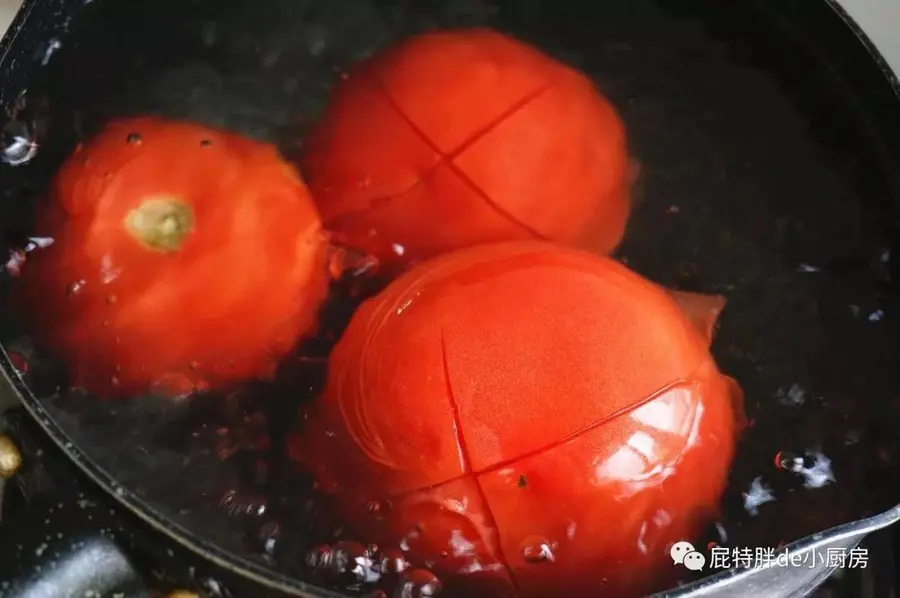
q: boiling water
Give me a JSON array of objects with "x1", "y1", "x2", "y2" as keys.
[{"x1": 2, "y1": 0, "x2": 900, "y2": 596}]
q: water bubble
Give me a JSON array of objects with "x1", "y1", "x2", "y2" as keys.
[
  {"x1": 1, "y1": 120, "x2": 38, "y2": 166},
  {"x1": 774, "y1": 451, "x2": 836, "y2": 489},
  {"x1": 742, "y1": 476, "x2": 775, "y2": 516},
  {"x1": 774, "y1": 451, "x2": 804, "y2": 472},
  {"x1": 40, "y1": 38, "x2": 62, "y2": 66},
  {"x1": 5, "y1": 236, "x2": 54, "y2": 276},
  {"x1": 200, "y1": 578, "x2": 228, "y2": 598},
  {"x1": 798, "y1": 451, "x2": 836, "y2": 489},
  {"x1": 307, "y1": 541, "x2": 379, "y2": 587},
  {"x1": 520, "y1": 536, "x2": 555, "y2": 563},
  {"x1": 219, "y1": 490, "x2": 268, "y2": 518},
  {"x1": 106, "y1": 294, "x2": 118, "y2": 304},
  {"x1": 250, "y1": 520, "x2": 280, "y2": 558},
  {"x1": 307, "y1": 544, "x2": 334, "y2": 571},
  {"x1": 126, "y1": 132, "x2": 142, "y2": 145},
  {"x1": 392, "y1": 569, "x2": 442, "y2": 598},
  {"x1": 376, "y1": 548, "x2": 409, "y2": 577},
  {"x1": 66, "y1": 280, "x2": 86, "y2": 296},
  {"x1": 775, "y1": 384, "x2": 806, "y2": 406}
]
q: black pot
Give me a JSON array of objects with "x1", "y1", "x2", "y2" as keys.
[{"x1": 1, "y1": 0, "x2": 900, "y2": 597}]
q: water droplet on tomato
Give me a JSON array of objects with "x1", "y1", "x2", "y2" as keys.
[
  {"x1": 66, "y1": 280, "x2": 86, "y2": 295},
  {"x1": 521, "y1": 536, "x2": 555, "y2": 563},
  {"x1": 200, "y1": 139, "x2": 213, "y2": 147},
  {"x1": 367, "y1": 500, "x2": 383, "y2": 514},
  {"x1": 391, "y1": 569, "x2": 442, "y2": 597},
  {"x1": 7, "y1": 350, "x2": 28, "y2": 376},
  {"x1": 109, "y1": 376, "x2": 119, "y2": 386},
  {"x1": 126, "y1": 132, "x2": 142, "y2": 144},
  {"x1": 106, "y1": 294, "x2": 117, "y2": 304},
  {"x1": 328, "y1": 246, "x2": 380, "y2": 280}
]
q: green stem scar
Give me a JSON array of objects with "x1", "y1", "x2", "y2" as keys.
[{"x1": 124, "y1": 196, "x2": 195, "y2": 253}]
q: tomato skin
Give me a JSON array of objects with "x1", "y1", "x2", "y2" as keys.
[
  {"x1": 15, "y1": 116, "x2": 329, "y2": 399},
  {"x1": 294, "y1": 242, "x2": 742, "y2": 598},
  {"x1": 301, "y1": 28, "x2": 630, "y2": 271}
]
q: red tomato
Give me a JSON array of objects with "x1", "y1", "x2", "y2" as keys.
[
  {"x1": 292, "y1": 242, "x2": 743, "y2": 598},
  {"x1": 15, "y1": 116, "x2": 329, "y2": 399},
  {"x1": 301, "y1": 28, "x2": 631, "y2": 272}
]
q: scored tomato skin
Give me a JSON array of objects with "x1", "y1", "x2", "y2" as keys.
[
  {"x1": 301, "y1": 28, "x2": 631, "y2": 272},
  {"x1": 293, "y1": 241, "x2": 742, "y2": 598},
  {"x1": 14, "y1": 116, "x2": 329, "y2": 399}
]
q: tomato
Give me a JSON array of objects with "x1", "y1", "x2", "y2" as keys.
[
  {"x1": 14, "y1": 116, "x2": 329, "y2": 399},
  {"x1": 301, "y1": 28, "x2": 631, "y2": 272},
  {"x1": 292, "y1": 242, "x2": 743, "y2": 598}
]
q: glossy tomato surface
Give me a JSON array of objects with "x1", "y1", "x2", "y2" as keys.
[
  {"x1": 15, "y1": 116, "x2": 329, "y2": 399},
  {"x1": 294, "y1": 242, "x2": 743, "y2": 598},
  {"x1": 301, "y1": 28, "x2": 631, "y2": 271}
]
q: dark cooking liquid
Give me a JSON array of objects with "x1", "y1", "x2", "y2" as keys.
[{"x1": 2, "y1": 0, "x2": 900, "y2": 596}]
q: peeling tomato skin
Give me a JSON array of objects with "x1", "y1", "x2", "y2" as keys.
[
  {"x1": 15, "y1": 116, "x2": 329, "y2": 399},
  {"x1": 294, "y1": 241, "x2": 742, "y2": 598},
  {"x1": 301, "y1": 28, "x2": 631, "y2": 271}
]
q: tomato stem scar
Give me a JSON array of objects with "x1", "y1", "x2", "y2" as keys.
[{"x1": 124, "y1": 196, "x2": 195, "y2": 253}]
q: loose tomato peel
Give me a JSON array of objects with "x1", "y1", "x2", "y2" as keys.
[{"x1": 293, "y1": 241, "x2": 743, "y2": 598}]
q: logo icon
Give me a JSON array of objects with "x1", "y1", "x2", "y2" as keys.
[{"x1": 671, "y1": 541, "x2": 706, "y2": 571}]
